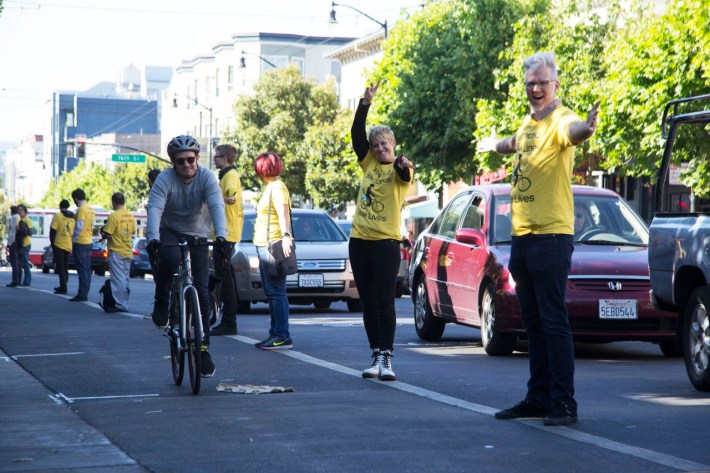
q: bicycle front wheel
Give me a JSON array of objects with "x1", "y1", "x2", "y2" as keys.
[
  {"x1": 185, "y1": 286, "x2": 203, "y2": 395},
  {"x1": 169, "y1": 281, "x2": 184, "y2": 385}
]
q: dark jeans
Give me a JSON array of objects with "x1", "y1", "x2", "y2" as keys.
[
  {"x1": 154, "y1": 230, "x2": 211, "y2": 346},
  {"x1": 8, "y1": 242, "x2": 19, "y2": 285},
  {"x1": 256, "y1": 245, "x2": 290, "y2": 339},
  {"x1": 213, "y1": 241, "x2": 238, "y2": 327},
  {"x1": 508, "y1": 233, "x2": 576, "y2": 410},
  {"x1": 349, "y1": 237, "x2": 400, "y2": 351},
  {"x1": 54, "y1": 246, "x2": 70, "y2": 291},
  {"x1": 73, "y1": 242, "x2": 92, "y2": 298},
  {"x1": 19, "y1": 244, "x2": 31, "y2": 285}
]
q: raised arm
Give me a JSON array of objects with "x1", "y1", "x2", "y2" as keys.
[{"x1": 351, "y1": 82, "x2": 380, "y2": 161}]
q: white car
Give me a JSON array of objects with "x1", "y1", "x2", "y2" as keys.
[{"x1": 231, "y1": 209, "x2": 361, "y2": 312}]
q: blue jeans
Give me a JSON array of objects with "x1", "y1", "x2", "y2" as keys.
[
  {"x1": 19, "y1": 244, "x2": 31, "y2": 285},
  {"x1": 508, "y1": 233, "x2": 576, "y2": 410},
  {"x1": 73, "y1": 242, "x2": 92, "y2": 298},
  {"x1": 256, "y1": 246, "x2": 290, "y2": 339}
]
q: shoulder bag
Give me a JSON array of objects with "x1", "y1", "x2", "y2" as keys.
[{"x1": 265, "y1": 190, "x2": 298, "y2": 277}]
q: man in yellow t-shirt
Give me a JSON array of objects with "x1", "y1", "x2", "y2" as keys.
[
  {"x1": 211, "y1": 144, "x2": 244, "y2": 336},
  {"x1": 16, "y1": 204, "x2": 34, "y2": 287},
  {"x1": 477, "y1": 51, "x2": 600, "y2": 427},
  {"x1": 69, "y1": 188, "x2": 96, "y2": 302},
  {"x1": 50, "y1": 199, "x2": 76, "y2": 294},
  {"x1": 101, "y1": 192, "x2": 136, "y2": 312}
]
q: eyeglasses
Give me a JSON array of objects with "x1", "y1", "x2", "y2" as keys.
[
  {"x1": 175, "y1": 156, "x2": 196, "y2": 166},
  {"x1": 524, "y1": 80, "x2": 556, "y2": 89},
  {"x1": 214, "y1": 155, "x2": 226, "y2": 159}
]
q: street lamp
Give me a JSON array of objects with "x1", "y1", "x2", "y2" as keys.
[
  {"x1": 240, "y1": 50, "x2": 278, "y2": 69},
  {"x1": 329, "y1": 2, "x2": 387, "y2": 38},
  {"x1": 172, "y1": 94, "x2": 214, "y2": 168}
]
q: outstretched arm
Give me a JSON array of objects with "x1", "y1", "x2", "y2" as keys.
[
  {"x1": 477, "y1": 126, "x2": 517, "y2": 155},
  {"x1": 569, "y1": 100, "x2": 601, "y2": 145},
  {"x1": 351, "y1": 82, "x2": 380, "y2": 161}
]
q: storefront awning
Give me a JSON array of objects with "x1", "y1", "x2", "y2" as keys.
[{"x1": 402, "y1": 200, "x2": 440, "y2": 220}]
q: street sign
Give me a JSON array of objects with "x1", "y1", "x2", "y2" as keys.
[{"x1": 112, "y1": 153, "x2": 146, "y2": 163}]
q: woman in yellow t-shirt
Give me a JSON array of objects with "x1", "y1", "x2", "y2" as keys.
[
  {"x1": 251, "y1": 152, "x2": 294, "y2": 351},
  {"x1": 350, "y1": 82, "x2": 415, "y2": 382}
]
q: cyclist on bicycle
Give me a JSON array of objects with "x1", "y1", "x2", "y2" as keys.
[{"x1": 146, "y1": 135, "x2": 228, "y2": 378}]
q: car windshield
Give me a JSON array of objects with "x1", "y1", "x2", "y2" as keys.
[
  {"x1": 494, "y1": 194, "x2": 649, "y2": 246},
  {"x1": 241, "y1": 213, "x2": 347, "y2": 243}
]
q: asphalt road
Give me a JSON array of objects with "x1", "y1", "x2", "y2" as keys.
[{"x1": 1, "y1": 268, "x2": 709, "y2": 473}]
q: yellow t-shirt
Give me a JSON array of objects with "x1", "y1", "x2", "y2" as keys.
[
  {"x1": 511, "y1": 106, "x2": 580, "y2": 236},
  {"x1": 18, "y1": 216, "x2": 33, "y2": 247},
  {"x1": 104, "y1": 208, "x2": 136, "y2": 259},
  {"x1": 253, "y1": 180, "x2": 290, "y2": 247},
  {"x1": 75, "y1": 203, "x2": 96, "y2": 245},
  {"x1": 220, "y1": 169, "x2": 244, "y2": 243},
  {"x1": 51, "y1": 212, "x2": 75, "y2": 252},
  {"x1": 351, "y1": 152, "x2": 413, "y2": 241}
]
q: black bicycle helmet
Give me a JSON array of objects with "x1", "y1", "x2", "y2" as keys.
[{"x1": 167, "y1": 135, "x2": 201, "y2": 159}]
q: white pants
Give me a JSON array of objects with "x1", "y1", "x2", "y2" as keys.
[{"x1": 108, "y1": 252, "x2": 131, "y2": 311}]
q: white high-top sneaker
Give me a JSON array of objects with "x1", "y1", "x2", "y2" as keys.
[
  {"x1": 379, "y1": 350, "x2": 396, "y2": 381},
  {"x1": 362, "y1": 349, "x2": 381, "y2": 378}
]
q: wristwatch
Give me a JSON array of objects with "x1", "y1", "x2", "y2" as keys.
[{"x1": 282, "y1": 232, "x2": 291, "y2": 238}]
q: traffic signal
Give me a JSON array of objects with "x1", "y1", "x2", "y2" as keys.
[{"x1": 77, "y1": 140, "x2": 85, "y2": 158}]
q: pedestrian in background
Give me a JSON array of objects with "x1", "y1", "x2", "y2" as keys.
[
  {"x1": 101, "y1": 192, "x2": 136, "y2": 312},
  {"x1": 477, "y1": 51, "x2": 600, "y2": 426},
  {"x1": 350, "y1": 81, "x2": 415, "y2": 381},
  {"x1": 252, "y1": 152, "x2": 294, "y2": 350},
  {"x1": 148, "y1": 168, "x2": 161, "y2": 189},
  {"x1": 49, "y1": 199, "x2": 75, "y2": 295},
  {"x1": 15, "y1": 204, "x2": 33, "y2": 287},
  {"x1": 5, "y1": 205, "x2": 20, "y2": 287},
  {"x1": 70, "y1": 188, "x2": 96, "y2": 302},
  {"x1": 211, "y1": 144, "x2": 244, "y2": 336}
]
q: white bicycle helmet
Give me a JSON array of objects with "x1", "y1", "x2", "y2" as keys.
[{"x1": 167, "y1": 135, "x2": 201, "y2": 159}]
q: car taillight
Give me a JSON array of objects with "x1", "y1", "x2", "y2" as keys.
[
  {"x1": 133, "y1": 249, "x2": 140, "y2": 256},
  {"x1": 102, "y1": 250, "x2": 108, "y2": 257},
  {"x1": 400, "y1": 247, "x2": 409, "y2": 261}
]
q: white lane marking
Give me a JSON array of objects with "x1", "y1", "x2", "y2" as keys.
[
  {"x1": 231, "y1": 334, "x2": 710, "y2": 473},
  {"x1": 11, "y1": 352, "x2": 84, "y2": 359},
  {"x1": 52, "y1": 393, "x2": 159, "y2": 404}
]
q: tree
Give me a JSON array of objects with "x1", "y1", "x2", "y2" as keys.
[
  {"x1": 598, "y1": 0, "x2": 710, "y2": 196},
  {"x1": 224, "y1": 65, "x2": 341, "y2": 199},
  {"x1": 371, "y1": 0, "x2": 527, "y2": 199}
]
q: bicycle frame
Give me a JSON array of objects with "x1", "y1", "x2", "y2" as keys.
[{"x1": 172, "y1": 240, "x2": 204, "y2": 347}]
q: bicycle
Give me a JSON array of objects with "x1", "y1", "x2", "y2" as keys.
[{"x1": 162, "y1": 237, "x2": 213, "y2": 395}]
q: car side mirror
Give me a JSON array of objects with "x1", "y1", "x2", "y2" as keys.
[{"x1": 455, "y1": 228, "x2": 485, "y2": 247}]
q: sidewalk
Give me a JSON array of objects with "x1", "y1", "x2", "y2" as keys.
[{"x1": 0, "y1": 348, "x2": 146, "y2": 472}]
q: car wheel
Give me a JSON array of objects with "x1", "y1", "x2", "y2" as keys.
[
  {"x1": 314, "y1": 302, "x2": 331, "y2": 309},
  {"x1": 414, "y1": 275, "x2": 445, "y2": 341},
  {"x1": 683, "y1": 287, "x2": 710, "y2": 391},
  {"x1": 129, "y1": 268, "x2": 136, "y2": 278},
  {"x1": 42, "y1": 264, "x2": 50, "y2": 274},
  {"x1": 480, "y1": 283, "x2": 516, "y2": 356},
  {"x1": 346, "y1": 299, "x2": 362, "y2": 312}
]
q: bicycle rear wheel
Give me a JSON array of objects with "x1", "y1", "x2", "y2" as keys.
[
  {"x1": 169, "y1": 282, "x2": 184, "y2": 385},
  {"x1": 185, "y1": 286, "x2": 203, "y2": 394}
]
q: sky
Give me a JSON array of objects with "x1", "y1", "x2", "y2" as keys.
[{"x1": 0, "y1": 0, "x2": 422, "y2": 145}]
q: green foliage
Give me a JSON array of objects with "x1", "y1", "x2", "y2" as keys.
[
  {"x1": 371, "y1": 0, "x2": 528, "y2": 193},
  {"x1": 38, "y1": 160, "x2": 169, "y2": 210},
  {"x1": 224, "y1": 66, "x2": 343, "y2": 200},
  {"x1": 301, "y1": 111, "x2": 362, "y2": 213},
  {"x1": 598, "y1": 0, "x2": 710, "y2": 195}
]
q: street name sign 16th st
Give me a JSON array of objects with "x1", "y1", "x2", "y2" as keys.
[{"x1": 112, "y1": 153, "x2": 146, "y2": 163}]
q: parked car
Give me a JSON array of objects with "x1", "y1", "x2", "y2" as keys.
[
  {"x1": 334, "y1": 218, "x2": 409, "y2": 297},
  {"x1": 42, "y1": 237, "x2": 109, "y2": 276},
  {"x1": 408, "y1": 184, "x2": 679, "y2": 356},
  {"x1": 231, "y1": 209, "x2": 361, "y2": 312},
  {"x1": 130, "y1": 237, "x2": 152, "y2": 278}
]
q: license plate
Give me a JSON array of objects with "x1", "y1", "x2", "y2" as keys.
[
  {"x1": 599, "y1": 299, "x2": 637, "y2": 319},
  {"x1": 299, "y1": 273, "x2": 324, "y2": 288}
]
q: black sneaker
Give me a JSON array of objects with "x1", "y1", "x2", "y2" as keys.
[
  {"x1": 543, "y1": 400, "x2": 578, "y2": 426},
  {"x1": 201, "y1": 350, "x2": 216, "y2": 378},
  {"x1": 54, "y1": 289, "x2": 67, "y2": 294},
  {"x1": 255, "y1": 335, "x2": 276, "y2": 348},
  {"x1": 495, "y1": 399, "x2": 550, "y2": 420},
  {"x1": 211, "y1": 324, "x2": 237, "y2": 336},
  {"x1": 259, "y1": 337, "x2": 293, "y2": 350},
  {"x1": 152, "y1": 309, "x2": 169, "y2": 329},
  {"x1": 6, "y1": 283, "x2": 18, "y2": 287},
  {"x1": 69, "y1": 295, "x2": 88, "y2": 302}
]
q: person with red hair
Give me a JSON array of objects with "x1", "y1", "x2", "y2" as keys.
[{"x1": 252, "y1": 152, "x2": 294, "y2": 350}]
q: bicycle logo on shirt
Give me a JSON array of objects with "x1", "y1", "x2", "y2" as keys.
[
  {"x1": 361, "y1": 183, "x2": 384, "y2": 213},
  {"x1": 511, "y1": 154, "x2": 531, "y2": 192}
]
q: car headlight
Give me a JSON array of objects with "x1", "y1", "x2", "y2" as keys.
[{"x1": 249, "y1": 255, "x2": 260, "y2": 274}]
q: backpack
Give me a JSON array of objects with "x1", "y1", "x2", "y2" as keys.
[{"x1": 98, "y1": 280, "x2": 117, "y2": 312}]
